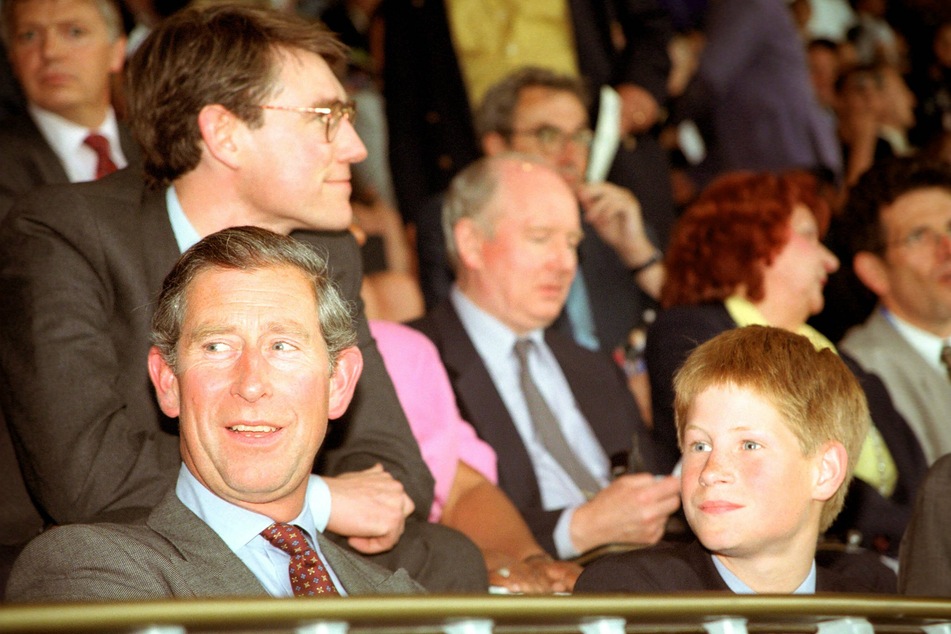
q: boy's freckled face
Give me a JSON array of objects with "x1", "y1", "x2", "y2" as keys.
[{"x1": 680, "y1": 385, "x2": 822, "y2": 560}]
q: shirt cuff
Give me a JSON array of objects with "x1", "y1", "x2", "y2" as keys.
[{"x1": 553, "y1": 506, "x2": 581, "y2": 559}]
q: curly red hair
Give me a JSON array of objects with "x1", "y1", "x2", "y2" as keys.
[{"x1": 661, "y1": 171, "x2": 831, "y2": 308}]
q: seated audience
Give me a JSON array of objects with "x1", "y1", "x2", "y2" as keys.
[
  {"x1": 576, "y1": 326, "x2": 895, "y2": 594},
  {"x1": 370, "y1": 319, "x2": 580, "y2": 593},
  {"x1": 0, "y1": 4, "x2": 484, "y2": 593},
  {"x1": 0, "y1": 0, "x2": 139, "y2": 215},
  {"x1": 6, "y1": 227, "x2": 423, "y2": 601},
  {"x1": 646, "y1": 170, "x2": 927, "y2": 556},
  {"x1": 417, "y1": 67, "x2": 664, "y2": 357},
  {"x1": 899, "y1": 453, "x2": 951, "y2": 596},
  {"x1": 839, "y1": 157, "x2": 951, "y2": 465},
  {"x1": 412, "y1": 154, "x2": 681, "y2": 562}
]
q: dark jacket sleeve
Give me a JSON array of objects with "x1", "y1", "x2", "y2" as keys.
[
  {"x1": 295, "y1": 230, "x2": 435, "y2": 518},
  {"x1": 899, "y1": 454, "x2": 951, "y2": 596}
]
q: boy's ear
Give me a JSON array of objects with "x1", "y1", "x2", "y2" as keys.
[{"x1": 813, "y1": 440, "x2": 849, "y2": 502}]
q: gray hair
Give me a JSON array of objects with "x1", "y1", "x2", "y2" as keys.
[
  {"x1": 474, "y1": 66, "x2": 590, "y2": 140},
  {"x1": 151, "y1": 226, "x2": 356, "y2": 373},
  {"x1": 442, "y1": 153, "x2": 548, "y2": 270},
  {"x1": 1, "y1": 0, "x2": 124, "y2": 44}
]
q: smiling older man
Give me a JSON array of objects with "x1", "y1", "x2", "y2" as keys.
[{"x1": 6, "y1": 227, "x2": 423, "y2": 600}]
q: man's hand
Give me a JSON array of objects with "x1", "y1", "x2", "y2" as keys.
[
  {"x1": 569, "y1": 473, "x2": 681, "y2": 555},
  {"x1": 577, "y1": 182, "x2": 664, "y2": 298},
  {"x1": 616, "y1": 83, "x2": 662, "y2": 136},
  {"x1": 324, "y1": 463, "x2": 415, "y2": 554},
  {"x1": 488, "y1": 554, "x2": 582, "y2": 594}
]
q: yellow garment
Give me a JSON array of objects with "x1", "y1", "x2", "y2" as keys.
[
  {"x1": 446, "y1": 0, "x2": 579, "y2": 110},
  {"x1": 724, "y1": 296, "x2": 897, "y2": 497}
]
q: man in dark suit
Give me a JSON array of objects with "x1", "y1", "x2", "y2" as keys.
[
  {"x1": 0, "y1": 0, "x2": 139, "y2": 215},
  {"x1": 6, "y1": 227, "x2": 423, "y2": 601},
  {"x1": 576, "y1": 326, "x2": 896, "y2": 594},
  {"x1": 380, "y1": 0, "x2": 677, "y2": 252},
  {"x1": 416, "y1": 67, "x2": 664, "y2": 356},
  {"x1": 412, "y1": 154, "x2": 681, "y2": 560},
  {"x1": 0, "y1": 5, "x2": 484, "y2": 594},
  {"x1": 900, "y1": 453, "x2": 951, "y2": 596}
]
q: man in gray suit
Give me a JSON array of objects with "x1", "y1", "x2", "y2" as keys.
[
  {"x1": 6, "y1": 227, "x2": 423, "y2": 600},
  {"x1": 840, "y1": 157, "x2": 951, "y2": 464},
  {"x1": 0, "y1": 4, "x2": 484, "y2": 594},
  {"x1": 0, "y1": 0, "x2": 139, "y2": 215}
]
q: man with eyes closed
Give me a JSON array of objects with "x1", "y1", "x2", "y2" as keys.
[
  {"x1": 0, "y1": 4, "x2": 485, "y2": 593},
  {"x1": 576, "y1": 326, "x2": 896, "y2": 594},
  {"x1": 411, "y1": 154, "x2": 680, "y2": 563}
]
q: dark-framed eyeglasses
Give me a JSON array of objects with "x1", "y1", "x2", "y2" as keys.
[
  {"x1": 258, "y1": 100, "x2": 357, "y2": 142},
  {"x1": 510, "y1": 125, "x2": 594, "y2": 154}
]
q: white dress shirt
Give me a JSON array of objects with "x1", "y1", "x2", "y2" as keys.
[
  {"x1": 450, "y1": 286, "x2": 610, "y2": 557},
  {"x1": 176, "y1": 464, "x2": 344, "y2": 597},
  {"x1": 29, "y1": 104, "x2": 127, "y2": 182}
]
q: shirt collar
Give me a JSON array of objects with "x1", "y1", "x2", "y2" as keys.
[
  {"x1": 724, "y1": 295, "x2": 836, "y2": 352},
  {"x1": 450, "y1": 285, "x2": 545, "y2": 358},
  {"x1": 175, "y1": 464, "x2": 325, "y2": 554},
  {"x1": 881, "y1": 307, "x2": 949, "y2": 373},
  {"x1": 166, "y1": 185, "x2": 202, "y2": 253},
  {"x1": 29, "y1": 103, "x2": 121, "y2": 165},
  {"x1": 712, "y1": 554, "x2": 817, "y2": 594}
]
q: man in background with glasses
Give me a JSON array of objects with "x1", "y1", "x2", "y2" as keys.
[
  {"x1": 0, "y1": 4, "x2": 485, "y2": 594},
  {"x1": 418, "y1": 67, "x2": 664, "y2": 363},
  {"x1": 839, "y1": 157, "x2": 951, "y2": 466}
]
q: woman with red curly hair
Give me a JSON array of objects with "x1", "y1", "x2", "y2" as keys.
[{"x1": 646, "y1": 170, "x2": 925, "y2": 557}]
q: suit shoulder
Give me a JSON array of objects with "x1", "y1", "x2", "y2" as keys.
[
  {"x1": 575, "y1": 543, "x2": 711, "y2": 593},
  {"x1": 7, "y1": 522, "x2": 175, "y2": 602}
]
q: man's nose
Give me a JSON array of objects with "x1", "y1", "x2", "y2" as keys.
[
  {"x1": 40, "y1": 31, "x2": 65, "y2": 60},
  {"x1": 336, "y1": 119, "x2": 368, "y2": 164},
  {"x1": 231, "y1": 348, "x2": 272, "y2": 402}
]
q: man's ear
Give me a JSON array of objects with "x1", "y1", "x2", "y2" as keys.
[
  {"x1": 327, "y1": 346, "x2": 363, "y2": 419},
  {"x1": 481, "y1": 132, "x2": 508, "y2": 157},
  {"x1": 853, "y1": 251, "x2": 890, "y2": 297},
  {"x1": 453, "y1": 218, "x2": 486, "y2": 271},
  {"x1": 108, "y1": 36, "x2": 127, "y2": 74},
  {"x1": 812, "y1": 440, "x2": 849, "y2": 502},
  {"x1": 197, "y1": 104, "x2": 242, "y2": 170},
  {"x1": 148, "y1": 346, "x2": 181, "y2": 418}
]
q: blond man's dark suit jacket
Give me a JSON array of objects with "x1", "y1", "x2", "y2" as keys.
[
  {"x1": 6, "y1": 488, "x2": 423, "y2": 601},
  {"x1": 0, "y1": 168, "x2": 484, "y2": 592},
  {"x1": 899, "y1": 454, "x2": 951, "y2": 597},
  {"x1": 0, "y1": 113, "x2": 141, "y2": 217},
  {"x1": 574, "y1": 540, "x2": 897, "y2": 593},
  {"x1": 410, "y1": 299, "x2": 654, "y2": 556}
]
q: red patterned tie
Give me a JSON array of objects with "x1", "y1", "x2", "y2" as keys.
[
  {"x1": 83, "y1": 133, "x2": 118, "y2": 179},
  {"x1": 260, "y1": 523, "x2": 340, "y2": 597}
]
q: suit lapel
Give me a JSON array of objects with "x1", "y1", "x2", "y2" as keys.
[
  {"x1": 20, "y1": 117, "x2": 71, "y2": 185},
  {"x1": 427, "y1": 302, "x2": 544, "y2": 509},
  {"x1": 148, "y1": 490, "x2": 268, "y2": 597},
  {"x1": 316, "y1": 532, "x2": 417, "y2": 594},
  {"x1": 138, "y1": 183, "x2": 183, "y2": 292}
]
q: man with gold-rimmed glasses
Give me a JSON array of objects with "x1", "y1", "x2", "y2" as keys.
[{"x1": 0, "y1": 4, "x2": 486, "y2": 593}]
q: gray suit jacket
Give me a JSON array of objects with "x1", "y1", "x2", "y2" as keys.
[
  {"x1": 840, "y1": 309, "x2": 951, "y2": 465},
  {"x1": 0, "y1": 113, "x2": 141, "y2": 218},
  {"x1": 6, "y1": 488, "x2": 423, "y2": 601}
]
